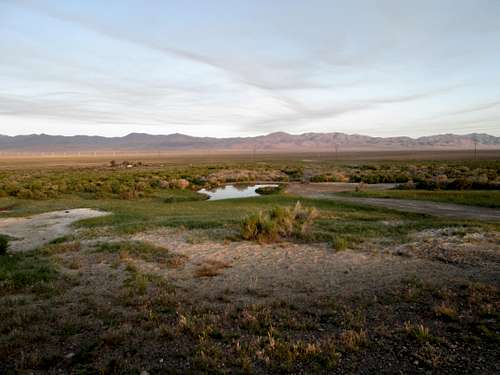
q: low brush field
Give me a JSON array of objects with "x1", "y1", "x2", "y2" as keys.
[{"x1": 0, "y1": 152, "x2": 499, "y2": 374}]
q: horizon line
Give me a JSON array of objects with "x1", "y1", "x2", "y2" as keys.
[{"x1": 0, "y1": 130, "x2": 497, "y2": 140}]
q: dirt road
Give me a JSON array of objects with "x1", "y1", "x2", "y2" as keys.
[
  {"x1": 286, "y1": 183, "x2": 500, "y2": 222},
  {"x1": 326, "y1": 195, "x2": 500, "y2": 221}
]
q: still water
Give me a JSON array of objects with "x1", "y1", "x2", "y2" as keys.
[{"x1": 198, "y1": 184, "x2": 278, "y2": 201}]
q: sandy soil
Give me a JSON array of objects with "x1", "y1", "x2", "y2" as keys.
[
  {"x1": 286, "y1": 183, "x2": 500, "y2": 221},
  {"x1": 131, "y1": 227, "x2": 500, "y2": 303},
  {"x1": 0, "y1": 208, "x2": 109, "y2": 252}
]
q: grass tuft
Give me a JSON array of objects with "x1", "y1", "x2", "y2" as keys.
[
  {"x1": 339, "y1": 329, "x2": 368, "y2": 351},
  {"x1": 332, "y1": 236, "x2": 349, "y2": 251},
  {"x1": 404, "y1": 322, "x2": 433, "y2": 343},
  {"x1": 433, "y1": 303, "x2": 458, "y2": 321},
  {"x1": 241, "y1": 201, "x2": 318, "y2": 243}
]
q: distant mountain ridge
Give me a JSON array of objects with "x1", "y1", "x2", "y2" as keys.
[{"x1": 0, "y1": 132, "x2": 498, "y2": 152}]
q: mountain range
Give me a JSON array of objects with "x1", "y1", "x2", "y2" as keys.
[{"x1": 0, "y1": 132, "x2": 498, "y2": 153}]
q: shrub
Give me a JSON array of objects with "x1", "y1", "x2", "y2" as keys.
[
  {"x1": 241, "y1": 202, "x2": 318, "y2": 243},
  {"x1": 398, "y1": 180, "x2": 416, "y2": 190},
  {"x1": 310, "y1": 175, "x2": 329, "y2": 182},
  {"x1": 332, "y1": 236, "x2": 348, "y2": 251},
  {"x1": 447, "y1": 178, "x2": 473, "y2": 190},
  {"x1": 0, "y1": 235, "x2": 8, "y2": 255},
  {"x1": 255, "y1": 185, "x2": 284, "y2": 195}
]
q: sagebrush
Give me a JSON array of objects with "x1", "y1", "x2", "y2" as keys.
[{"x1": 241, "y1": 201, "x2": 318, "y2": 242}]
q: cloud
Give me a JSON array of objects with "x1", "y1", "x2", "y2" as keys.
[
  {"x1": 432, "y1": 100, "x2": 500, "y2": 118},
  {"x1": 4, "y1": 1, "x2": 365, "y2": 132},
  {"x1": 9, "y1": 1, "x2": 362, "y2": 108},
  {"x1": 2, "y1": 1, "x2": 499, "y2": 137},
  {"x1": 249, "y1": 85, "x2": 464, "y2": 130}
]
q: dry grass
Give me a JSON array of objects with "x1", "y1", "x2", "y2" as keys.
[
  {"x1": 194, "y1": 259, "x2": 231, "y2": 278},
  {"x1": 404, "y1": 322, "x2": 433, "y2": 343},
  {"x1": 433, "y1": 303, "x2": 458, "y2": 321},
  {"x1": 339, "y1": 329, "x2": 368, "y2": 351},
  {"x1": 40, "y1": 241, "x2": 81, "y2": 255}
]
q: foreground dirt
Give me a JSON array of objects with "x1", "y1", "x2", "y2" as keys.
[
  {"x1": 1, "y1": 217, "x2": 499, "y2": 373},
  {"x1": 286, "y1": 183, "x2": 500, "y2": 222},
  {"x1": 133, "y1": 228, "x2": 500, "y2": 302},
  {"x1": 0, "y1": 208, "x2": 108, "y2": 252}
]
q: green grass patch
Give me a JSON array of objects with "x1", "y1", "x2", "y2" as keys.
[
  {"x1": 331, "y1": 236, "x2": 349, "y2": 251},
  {"x1": 1, "y1": 193, "x2": 496, "y2": 246},
  {"x1": 0, "y1": 252, "x2": 57, "y2": 292}
]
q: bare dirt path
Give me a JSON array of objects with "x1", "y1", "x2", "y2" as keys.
[
  {"x1": 322, "y1": 195, "x2": 500, "y2": 221},
  {"x1": 0, "y1": 208, "x2": 109, "y2": 252},
  {"x1": 286, "y1": 183, "x2": 500, "y2": 222}
]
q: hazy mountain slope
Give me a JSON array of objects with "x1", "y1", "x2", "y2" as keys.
[{"x1": 0, "y1": 132, "x2": 498, "y2": 152}]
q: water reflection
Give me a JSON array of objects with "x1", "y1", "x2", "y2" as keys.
[{"x1": 198, "y1": 184, "x2": 278, "y2": 201}]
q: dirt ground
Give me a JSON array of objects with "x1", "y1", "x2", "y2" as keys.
[
  {"x1": 286, "y1": 183, "x2": 500, "y2": 222},
  {"x1": 286, "y1": 182, "x2": 397, "y2": 194},
  {"x1": 0, "y1": 206, "x2": 499, "y2": 373},
  {"x1": 129, "y1": 227, "x2": 500, "y2": 302},
  {"x1": 49, "y1": 226, "x2": 499, "y2": 373},
  {"x1": 1, "y1": 208, "x2": 498, "y2": 301},
  {"x1": 0, "y1": 208, "x2": 108, "y2": 252}
]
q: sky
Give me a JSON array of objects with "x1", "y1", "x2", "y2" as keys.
[{"x1": 1, "y1": 0, "x2": 500, "y2": 138}]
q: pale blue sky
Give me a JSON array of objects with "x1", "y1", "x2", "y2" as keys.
[{"x1": 1, "y1": 0, "x2": 500, "y2": 137}]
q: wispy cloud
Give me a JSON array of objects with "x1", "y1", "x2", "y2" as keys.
[
  {"x1": 1, "y1": 0, "x2": 499, "y2": 136},
  {"x1": 249, "y1": 85, "x2": 464, "y2": 130}
]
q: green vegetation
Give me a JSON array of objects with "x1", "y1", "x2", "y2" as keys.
[
  {"x1": 0, "y1": 192, "x2": 496, "y2": 245},
  {"x1": 404, "y1": 322, "x2": 435, "y2": 344},
  {"x1": 0, "y1": 156, "x2": 499, "y2": 373},
  {"x1": 255, "y1": 184, "x2": 285, "y2": 195},
  {"x1": 0, "y1": 159, "x2": 498, "y2": 202},
  {"x1": 241, "y1": 202, "x2": 319, "y2": 242},
  {"x1": 331, "y1": 236, "x2": 349, "y2": 251},
  {"x1": 0, "y1": 252, "x2": 57, "y2": 292},
  {"x1": 0, "y1": 235, "x2": 8, "y2": 255},
  {"x1": 341, "y1": 189, "x2": 500, "y2": 208},
  {"x1": 308, "y1": 159, "x2": 500, "y2": 188}
]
